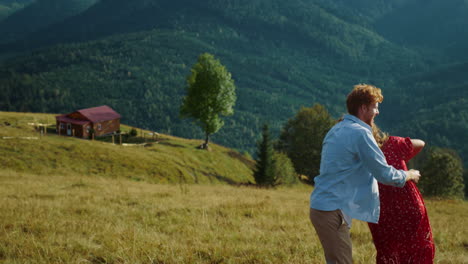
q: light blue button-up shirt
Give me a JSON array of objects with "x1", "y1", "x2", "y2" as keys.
[{"x1": 310, "y1": 114, "x2": 407, "y2": 224}]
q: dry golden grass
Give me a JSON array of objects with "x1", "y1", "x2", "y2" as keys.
[
  {"x1": 1, "y1": 170, "x2": 467, "y2": 264},
  {"x1": 1, "y1": 111, "x2": 467, "y2": 263}
]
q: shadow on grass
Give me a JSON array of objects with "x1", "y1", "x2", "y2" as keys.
[
  {"x1": 227, "y1": 150, "x2": 255, "y2": 169},
  {"x1": 158, "y1": 141, "x2": 186, "y2": 148},
  {"x1": 203, "y1": 172, "x2": 253, "y2": 186}
]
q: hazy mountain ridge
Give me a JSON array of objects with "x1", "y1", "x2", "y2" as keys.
[
  {"x1": 0, "y1": 0, "x2": 33, "y2": 21},
  {"x1": 0, "y1": 0, "x2": 99, "y2": 44},
  {"x1": 0, "y1": 0, "x2": 32, "y2": 3},
  {"x1": 375, "y1": 0, "x2": 468, "y2": 61},
  {"x1": 1, "y1": 0, "x2": 418, "y2": 65}
]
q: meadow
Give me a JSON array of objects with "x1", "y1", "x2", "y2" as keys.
[
  {"x1": 0, "y1": 111, "x2": 467, "y2": 263},
  {"x1": 0, "y1": 170, "x2": 467, "y2": 264}
]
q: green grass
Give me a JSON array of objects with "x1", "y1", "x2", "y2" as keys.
[
  {"x1": 0, "y1": 111, "x2": 254, "y2": 185},
  {"x1": 0, "y1": 111, "x2": 467, "y2": 263}
]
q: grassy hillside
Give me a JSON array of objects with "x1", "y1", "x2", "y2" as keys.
[
  {"x1": 0, "y1": 111, "x2": 254, "y2": 184},
  {"x1": 0, "y1": 170, "x2": 467, "y2": 263}
]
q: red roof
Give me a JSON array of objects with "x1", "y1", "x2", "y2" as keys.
[
  {"x1": 77, "y1": 105, "x2": 121, "y2": 123},
  {"x1": 56, "y1": 115, "x2": 90, "y2": 125}
]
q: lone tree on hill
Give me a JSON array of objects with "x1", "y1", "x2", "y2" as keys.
[{"x1": 180, "y1": 53, "x2": 236, "y2": 149}]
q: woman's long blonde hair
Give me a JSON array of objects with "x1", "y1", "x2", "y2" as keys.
[
  {"x1": 338, "y1": 115, "x2": 388, "y2": 147},
  {"x1": 372, "y1": 124, "x2": 389, "y2": 148}
]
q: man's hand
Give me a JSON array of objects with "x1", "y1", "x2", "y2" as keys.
[{"x1": 406, "y1": 169, "x2": 421, "y2": 183}]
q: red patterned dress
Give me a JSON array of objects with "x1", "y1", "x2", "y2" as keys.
[{"x1": 368, "y1": 136, "x2": 435, "y2": 263}]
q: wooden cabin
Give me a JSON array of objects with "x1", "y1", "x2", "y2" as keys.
[{"x1": 56, "y1": 105, "x2": 121, "y2": 138}]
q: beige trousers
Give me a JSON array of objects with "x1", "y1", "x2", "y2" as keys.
[{"x1": 310, "y1": 208, "x2": 353, "y2": 264}]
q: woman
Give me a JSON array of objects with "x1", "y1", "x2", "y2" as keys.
[{"x1": 368, "y1": 125, "x2": 435, "y2": 263}]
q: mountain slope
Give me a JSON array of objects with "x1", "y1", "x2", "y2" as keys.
[
  {"x1": 375, "y1": 0, "x2": 468, "y2": 61},
  {"x1": 0, "y1": 0, "x2": 33, "y2": 21},
  {"x1": 317, "y1": 0, "x2": 468, "y2": 63},
  {"x1": 1, "y1": 0, "x2": 424, "y2": 68},
  {"x1": 313, "y1": 0, "x2": 419, "y2": 26},
  {"x1": 381, "y1": 62, "x2": 468, "y2": 163},
  {"x1": 0, "y1": 0, "x2": 98, "y2": 44},
  {"x1": 0, "y1": 0, "x2": 427, "y2": 152},
  {"x1": 0, "y1": 0, "x2": 466, "y2": 166}
]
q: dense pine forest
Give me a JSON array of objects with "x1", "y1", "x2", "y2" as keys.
[{"x1": 0, "y1": 0, "x2": 466, "y2": 169}]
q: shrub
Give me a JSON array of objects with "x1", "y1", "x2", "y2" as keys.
[
  {"x1": 129, "y1": 128, "x2": 138, "y2": 137},
  {"x1": 272, "y1": 152, "x2": 298, "y2": 186},
  {"x1": 420, "y1": 147, "x2": 465, "y2": 199}
]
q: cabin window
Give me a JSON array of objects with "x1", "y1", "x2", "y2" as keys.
[
  {"x1": 97, "y1": 124, "x2": 102, "y2": 130},
  {"x1": 60, "y1": 123, "x2": 64, "y2": 129}
]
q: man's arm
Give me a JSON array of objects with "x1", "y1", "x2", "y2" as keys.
[{"x1": 357, "y1": 130, "x2": 408, "y2": 187}]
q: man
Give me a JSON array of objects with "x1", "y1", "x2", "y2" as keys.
[{"x1": 309, "y1": 84, "x2": 421, "y2": 264}]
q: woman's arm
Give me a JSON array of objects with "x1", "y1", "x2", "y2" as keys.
[{"x1": 410, "y1": 139, "x2": 425, "y2": 156}]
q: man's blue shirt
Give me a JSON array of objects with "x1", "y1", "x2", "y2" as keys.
[{"x1": 310, "y1": 114, "x2": 407, "y2": 223}]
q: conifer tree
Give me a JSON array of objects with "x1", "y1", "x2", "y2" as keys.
[{"x1": 254, "y1": 124, "x2": 275, "y2": 186}]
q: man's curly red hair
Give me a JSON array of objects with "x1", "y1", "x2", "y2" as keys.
[{"x1": 346, "y1": 84, "x2": 383, "y2": 116}]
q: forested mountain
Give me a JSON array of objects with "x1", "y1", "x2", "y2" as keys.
[
  {"x1": 0, "y1": 0, "x2": 466, "y2": 166},
  {"x1": 314, "y1": 0, "x2": 418, "y2": 25},
  {"x1": 0, "y1": 0, "x2": 33, "y2": 21},
  {"x1": 0, "y1": 0, "x2": 98, "y2": 44},
  {"x1": 318, "y1": 0, "x2": 468, "y2": 62},
  {"x1": 375, "y1": 0, "x2": 468, "y2": 62},
  {"x1": 385, "y1": 62, "x2": 468, "y2": 162},
  {"x1": 0, "y1": 0, "x2": 32, "y2": 3}
]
